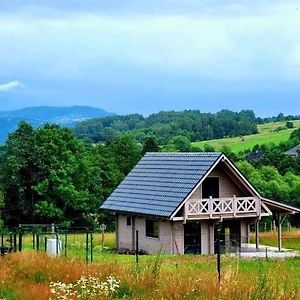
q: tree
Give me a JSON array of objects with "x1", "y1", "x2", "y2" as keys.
[
  {"x1": 109, "y1": 135, "x2": 141, "y2": 176},
  {"x1": 172, "y1": 135, "x2": 191, "y2": 152},
  {"x1": 286, "y1": 121, "x2": 294, "y2": 129},
  {"x1": 1, "y1": 123, "x2": 110, "y2": 227},
  {"x1": 142, "y1": 137, "x2": 159, "y2": 155},
  {"x1": 0, "y1": 122, "x2": 36, "y2": 226},
  {"x1": 203, "y1": 144, "x2": 215, "y2": 152}
]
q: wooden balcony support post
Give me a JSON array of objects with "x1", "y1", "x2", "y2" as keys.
[
  {"x1": 276, "y1": 213, "x2": 287, "y2": 252},
  {"x1": 183, "y1": 201, "x2": 187, "y2": 224},
  {"x1": 255, "y1": 219, "x2": 260, "y2": 250},
  {"x1": 233, "y1": 195, "x2": 237, "y2": 218},
  {"x1": 209, "y1": 196, "x2": 213, "y2": 218},
  {"x1": 277, "y1": 213, "x2": 282, "y2": 252}
]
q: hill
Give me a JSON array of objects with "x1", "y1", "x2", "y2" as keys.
[
  {"x1": 191, "y1": 120, "x2": 300, "y2": 153},
  {"x1": 0, "y1": 106, "x2": 114, "y2": 143},
  {"x1": 74, "y1": 109, "x2": 258, "y2": 143}
]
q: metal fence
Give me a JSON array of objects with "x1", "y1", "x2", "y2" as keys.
[{"x1": 0, "y1": 224, "x2": 107, "y2": 262}]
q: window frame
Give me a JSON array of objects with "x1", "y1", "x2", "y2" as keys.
[
  {"x1": 145, "y1": 219, "x2": 159, "y2": 239},
  {"x1": 202, "y1": 176, "x2": 220, "y2": 199},
  {"x1": 126, "y1": 216, "x2": 132, "y2": 227}
]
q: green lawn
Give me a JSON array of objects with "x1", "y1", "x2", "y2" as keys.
[{"x1": 192, "y1": 120, "x2": 300, "y2": 153}]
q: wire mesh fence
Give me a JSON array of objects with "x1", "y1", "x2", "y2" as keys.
[{"x1": 0, "y1": 224, "x2": 115, "y2": 262}]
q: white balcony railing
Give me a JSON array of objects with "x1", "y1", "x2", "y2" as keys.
[{"x1": 186, "y1": 196, "x2": 259, "y2": 219}]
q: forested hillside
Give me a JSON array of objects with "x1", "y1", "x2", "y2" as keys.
[
  {"x1": 74, "y1": 109, "x2": 258, "y2": 144},
  {"x1": 0, "y1": 117, "x2": 300, "y2": 229}
]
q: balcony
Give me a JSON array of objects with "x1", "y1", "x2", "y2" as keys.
[{"x1": 185, "y1": 196, "x2": 260, "y2": 220}]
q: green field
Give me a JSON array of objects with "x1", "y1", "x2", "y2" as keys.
[
  {"x1": 192, "y1": 119, "x2": 300, "y2": 153},
  {"x1": 0, "y1": 230, "x2": 299, "y2": 299}
]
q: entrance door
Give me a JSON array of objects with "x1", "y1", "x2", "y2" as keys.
[
  {"x1": 214, "y1": 220, "x2": 241, "y2": 253},
  {"x1": 184, "y1": 222, "x2": 201, "y2": 254}
]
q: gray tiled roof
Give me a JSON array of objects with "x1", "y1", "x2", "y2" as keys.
[
  {"x1": 285, "y1": 144, "x2": 300, "y2": 157},
  {"x1": 100, "y1": 152, "x2": 222, "y2": 218}
]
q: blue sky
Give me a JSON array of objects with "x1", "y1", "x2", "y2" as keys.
[{"x1": 0, "y1": 0, "x2": 300, "y2": 116}]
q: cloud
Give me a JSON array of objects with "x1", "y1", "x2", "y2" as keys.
[
  {"x1": 0, "y1": 80, "x2": 23, "y2": 92},
  {"x1": 0, "y1": 1, "x2": 299, "y2": 83},
  {"x1": 0, "y1": 0, "x2": 299, "y2": 115}
]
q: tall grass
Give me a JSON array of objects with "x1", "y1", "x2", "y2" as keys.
[
  {"x1": 0, "y1": 252, "x2": 299, "y2": 299},
  {"x1": 250, "y1": 229, "x2": 300, "y2": 251}
]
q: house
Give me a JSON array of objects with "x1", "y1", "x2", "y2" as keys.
[
  {"x1": 100, "y1": 152, "x2": 300, "y2": 255},
  {"x1": 285, "y1": 144, "x2": 300, "y2": 157}
]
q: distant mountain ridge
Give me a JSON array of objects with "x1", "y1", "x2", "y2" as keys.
[{"x1": 0, "y1": 106, "x2": 114, "y2": 143}]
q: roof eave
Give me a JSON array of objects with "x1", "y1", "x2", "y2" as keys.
[
  {"x1": 261, "y1": 197, "x2": 300, "y2": 214},
  {"x1": 100, "y1": 207, "x2": 170, "y2": 220}
]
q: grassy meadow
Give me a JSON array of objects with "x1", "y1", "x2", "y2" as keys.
[
  {"x1": 0, "y1": 230, "x2": 299, "y2": 299},
  {"x1": 0, "y1": 251, "x2": 300, "y2": 299},
  {"x1": 192, "y1": 119, "x2": 300, "y2": 153},
  {"x1": 250, "y1": 229, "x2": 300, "y2": 251}
]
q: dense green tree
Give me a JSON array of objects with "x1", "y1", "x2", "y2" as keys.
[
  {"x1": 74, "y1": 109, "x2": 259, "y2": 145},
  {"x1": 286, "y1": 121, "x2": 294, "y2": 129},
  {"x1": 236, "y1": 161, "x2": 300, "y2": 210},
  {"x1": 0, "y1": 122, "x2": 36, "y2": 226},
  {"x1": 172, "y1": 135, "x2": 191, "y2": 152},
  {"x1": 109, "y1": 135, "x2": 141, "y2": 176},
  {"x1": 142, "y1": 137, "x2": 160, "y2": 155},
  {"x1": 0, "y1": 122, "x2": 125, "y2": 227}
]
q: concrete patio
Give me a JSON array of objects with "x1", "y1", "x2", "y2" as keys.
[{"x1": 237, "y1": 243, "x2": 300, "y2": 258}]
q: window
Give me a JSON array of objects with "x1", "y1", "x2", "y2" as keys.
[
  {"x1": 202, "y1": 177, "x2": 219, "y2": 198},
  {"x1": 145, "y1": 219, "x2": 159, "y2": 238},
  {"x1": 126, "y1": 216, "x2": 132, "y2": 227}
]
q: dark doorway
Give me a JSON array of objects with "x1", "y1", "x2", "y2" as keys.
[
  {"x1": 202, "y1": 177, "x2": 219, "y2": 198},
  {"x1": 214, "y1": 220, "x2": 241, "y2": 253},
  {"x1": 184, "y1": 222, "x2": 201, "y2": 254}
]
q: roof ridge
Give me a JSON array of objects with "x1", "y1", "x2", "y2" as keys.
[{"x1": 145, "y1": 152, "x2": 222, "y2": 155}]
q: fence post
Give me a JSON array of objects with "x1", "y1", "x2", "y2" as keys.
[
  {"x1": 32, "y1": 232, "x2": 35, "y2": 250},
  {"x1": 45, "y1": 237, "x2": 47, "y2": 252},
  {"x1": 9, "y1": 232, "x2": 13, "y2": 250},
  {"x1": 36, "y1": 233, "x2": 40, "y2": 251},
  {"x1": 13, "y1": 231, "x2": 17, "y2": 252},
  {"x1": 64, "y1": 232, "x2": 67, "y2": 258},
  {"x1": 135, "y1": 230, "x2": 139, "y2": 266},
  {"x1": 18, "y1": 226, "x2": 23, "y2": 252},
  {"x1": 86, "y1": 229, "x2": 89, "y2": 263},
  {"x1": 90, "y1": 232, "x2": 93, "y2": 262},
  {"x1": 55, "y1": 232, "x2": 59, "y2": 256}
]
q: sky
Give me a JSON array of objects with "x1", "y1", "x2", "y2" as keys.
[{"x1": 0, "y1": 0, "x2": 300, "y2": 116}]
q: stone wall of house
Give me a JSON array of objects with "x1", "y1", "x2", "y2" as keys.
[
  {"x1": 117, "y1": 215, "x2": 134, "y2": 250},
  {"x1": 173, "y1": 222, "x2": 184, "y2": 254},
  {"x1": 118, "y1": 214, "x2": 178, "y2": 254},
  {"x1": 134, "y1": 218, "x2": 173, "y2": 254}
]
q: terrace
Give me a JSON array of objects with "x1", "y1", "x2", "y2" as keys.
[{"x1": 185, "y1": 196, "x2": 264, "y2": 220}]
